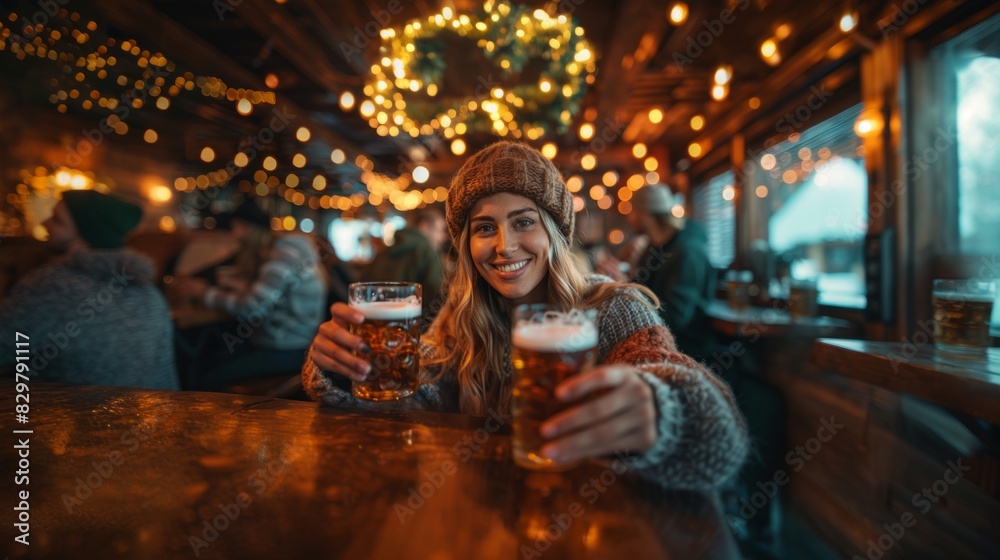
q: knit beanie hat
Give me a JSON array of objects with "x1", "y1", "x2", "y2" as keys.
[
  {"x1": 446, "y1": 141, "x2": 573, "y2": 242},
  {"x1": 62, "y1": 190, "x2": 143, "y2": 249}
]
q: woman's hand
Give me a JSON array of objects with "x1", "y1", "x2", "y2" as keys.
[
  {"x1": 310, "y1": 303, "x2": 372, "y2": 382},
  {"x1": 538, "y1": 365, "x2": 658, "y2": 465}
]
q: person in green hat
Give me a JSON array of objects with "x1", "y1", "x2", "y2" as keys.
[{"x1": 0, "y1": 190, "x2": 179, "y2": 390}]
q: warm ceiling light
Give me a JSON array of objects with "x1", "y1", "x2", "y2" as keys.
[
  {"x1": 690, "y1": 115, "x2": 704, "y2": 130},
  {"x1": 644, "y1": 157, "x2": 658, "y2": 172},
  {"x1": 340, "y1": 91, "x2": 356, "y2": 111},
  {"x1": 755, "y1": 185, "x2": 769, "y2": 198},
  {"x1": 539, "y1": 79, "x2": 552, "y2": 93},
  {"x1": 839, "y1": 13, "x2": 858, "y2": 32},
  {"x1": 668, "y1": 3, "x2": 688, "y2": 25},
  {"x1": 580, "y1": 153, "x2": 597, "y2": 170},
  {"x1": 722, "y1": 186, "x2": 735, "y2": 201},
  {"x1": 263, "y1": 156, "x2": 277, "y2": 170},
  {"x1": 292, "y1": 153, "x2": 306, "y2": 168},
  {"x1": 236, "y1": 98, "x2": 252, "y2": 115},
  {"x1": 360, "y1": 100, "x2": 376, "y2": 117},
  {"x1": 149, "y1": 185, "x2": 172, "y2": 203},
  {"x1": 296, "y1": 127, "x2": 311, "y2": 142},
  {"x1": 541, "y1": 142, "x2": 558, "y2": 159},
  {"x1": 579, "y1": 122, "x2": 595, "y2": 141},
  {"x1": 200, "y1": 147, "x2": 215, "y2": 162},
  {"x1": 451, "y1": 138, "x2": 467, "y2": 156},
  {"x1": 330, "y1": 149, "x2": 346, "y2": 164},
  {"x1": 648, "y1": 108, "x2": 663, "y2": 124},
  {"x1": 713, "y1": 65, "x2": 732, "y2": 85},
  {"x1": 566, "y1": 176, "x2": 583, "y2": 193},
  {"x1": 671, "y1": 204, "x2": 685, "y2": 218},
  {"x1": 264, "y1": 73, "x2": 279, "y2": 89},
  {"x1": 775, "y1": 24, "x2": 792, "y2": 40},
  {"x1": 602, "y1": 171, "x2": 619, "y2": 187},
  {"x1": 749, "y1": 97, "x2": 761, "y2": 109},
  {"x1": 688, "y1": 142, "x2": 702, "y2": 158},
  {"x1": 412, "y1": 165, "x2": 429, "y2": 183},
  {"x1": 760, "y1": 154, "x2": 776, "y2": 170},
  {"x1": 313, "y1": 175, "x2": 327, "y2": 190},
  {"x1": 632, "y1": 143, "x2": 647, "y2": 158},
  {"x1": 761, "y1": 39, "x2": 778, "y2": 58},
  {"x1": 711, "y1": 84, "x2": 728, "y2": 101},
  {"x1": 143, "y1": 129, "x2": 158, "y2": 143},
  {"x1": 589, "y1": 185, "x2": 606, "y2": 200}
]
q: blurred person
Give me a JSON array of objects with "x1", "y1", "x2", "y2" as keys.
[
  {"x1": 0, "y1": 190, "x2": 178, "y2": 390},
  {"x1": 303, "y1": 141, "x2": 747, "y2": 489},
  {"x1": 596, "y1": 184, "x2": 716, "y2": 362},
  {"x1": 180, "y1": 199, "x2": 326, "y2": 389},
  {"x1": 361, "y1": 205, "x2": 447, "y2": 322}
]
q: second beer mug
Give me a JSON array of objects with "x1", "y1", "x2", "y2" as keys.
[
  {"x1": 348, "y1": 282, "x2": 422, "y2": 401},
  {"x1": 511, "y1": 304, "x2": 598, "y2": 471}
]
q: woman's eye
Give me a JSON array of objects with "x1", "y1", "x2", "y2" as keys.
[
  {"x1": 475, "y1": 223, "x2": 495, "y2": 234},
  {"x1": 514, "y1": 218, "x2": 535, "y2": 229}
]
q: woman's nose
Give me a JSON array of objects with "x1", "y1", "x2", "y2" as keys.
[{"x1": 496, "y1": 227, "x2": 517, "y2": 256}]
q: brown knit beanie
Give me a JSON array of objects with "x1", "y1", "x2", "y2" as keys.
[{"x1": 446, "y1": 141, "x2": 573, "y2": 242}]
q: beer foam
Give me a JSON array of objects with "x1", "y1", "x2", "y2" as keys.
[
  {"x1": 354, "y1": 301, "x2": 421, "y2": 320},
  {"x1": 513, "y1": 322, "x2": 598, "y2": 352},
  {"x1": 933, "y1": 292, "x2": 997, "y2": 303}
]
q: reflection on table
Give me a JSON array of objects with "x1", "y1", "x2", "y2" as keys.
[{"x1": 5, "y1": 383, "x2": 740, "y2": 560}]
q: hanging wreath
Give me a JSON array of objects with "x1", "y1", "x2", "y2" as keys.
[{"x1": 359, "y1": 0, "x2": 596, "y2": 140}]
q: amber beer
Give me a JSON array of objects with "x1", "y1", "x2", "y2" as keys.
[
  {"x1": 512, "y1": 306, "x2": 598, "y2": 471},
  {"x1": 933, "y1": 283, "x2": 996, "y2": 355},
  {"x1": 348, "y1": 282, "x2": 421, "y2": 401}
]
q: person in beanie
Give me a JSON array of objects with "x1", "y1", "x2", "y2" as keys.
[
  {"x1": 302, "y1": 141, "x2": 747, "y2": 489},
  {"x1": 0, "y1": 190, "x2": 179, "y2": 390},
  {"x1": 596, "y1": 183, "x2": 718, "y2": 363}
]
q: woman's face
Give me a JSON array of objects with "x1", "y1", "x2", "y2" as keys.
[{"x1": 468, "y1": 192, "x2": 550, "y2": 307}]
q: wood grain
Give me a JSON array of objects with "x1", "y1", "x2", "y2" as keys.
[{"x1": 1, "y1": 383, "x2": 739, "y2": 559}]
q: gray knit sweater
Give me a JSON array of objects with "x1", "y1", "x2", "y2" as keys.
[
  {"x1": 0, "y1": 249, "x2": 179, "y2": 390},
  {"x1": 302, "y1": 278, "x2": 748, "y2": 489}
]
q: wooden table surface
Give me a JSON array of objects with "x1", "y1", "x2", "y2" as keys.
[
  {"x1": 811, "y1": 339, "x2": 1000, "y2": 423},
  {"x1": 707, "y1": 301, "x2": 856, "y2": 338},
  {"x1": 2, "y1": 384, "x2": 739, "y2": 560}
]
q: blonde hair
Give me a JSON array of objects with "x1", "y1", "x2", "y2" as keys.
[{"x1": 423, "y1": 205, "x2": 658, "y2": 415}]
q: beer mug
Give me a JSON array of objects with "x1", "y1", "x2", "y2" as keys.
[
  {"x1": 789, "y1": 278, "x2": 819, "y2": 320},
  {"x1": 932, "y1": 279, "x2": 997, "y2": 356},
  {"x1": 348, "y1": 282, "x2": 422, "y2": 401},
  {"x1": 511, "y1": 304, "x2": 598, "y2": 471}
]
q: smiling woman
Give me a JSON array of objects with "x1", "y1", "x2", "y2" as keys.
[{"x1": 302, "y1": 141, "x2": 749, "y2": 490}]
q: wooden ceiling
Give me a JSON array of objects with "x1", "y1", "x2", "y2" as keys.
[{"x1": 3, "y1": 0, "x2": 903, "y2": 198}]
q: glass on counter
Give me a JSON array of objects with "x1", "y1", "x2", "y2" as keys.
[
  {"x1": 932, "y1": 279, "x2": 997, "y2": 356},
  {"x1": 726, "y1": 270, "x2": 754, "y2": 311},
  {"x1": 789, "y1": 278, "x2": 820, "y2": 320}
]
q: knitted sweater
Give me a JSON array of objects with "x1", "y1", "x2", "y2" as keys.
[
  {"x1": 302, "y1": 277, "x2": 748, "y2": 489},
  {"x1": 204, "y1": 235, "x2": 326, "y2": 350},
  {"x1": 0, "y1": 249, "x2": 179, "y2": 390}
]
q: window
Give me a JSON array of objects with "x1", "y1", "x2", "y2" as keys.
[
  {"x1": 692, "y1": 171, "x2": 736, "y2": 269},
  {"x1": 930, "y1": 13, "x2": 1000, "y2": 328},
  {"x1": 746, "y1": 105, "x2": 868, "y2": 308}
]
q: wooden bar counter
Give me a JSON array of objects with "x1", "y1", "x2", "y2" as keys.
[
  {"x1": 811, "y1": 338, "x2": 1000, "y2": 423},
  {"x1": 2, "y1": 383, "x2": 739, "y2": 560},
  {"x1": 707, "y1": 301, "x2": 856, "y2": 339}
]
